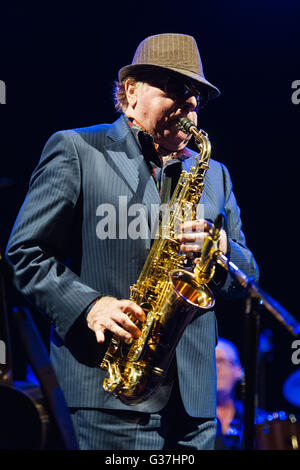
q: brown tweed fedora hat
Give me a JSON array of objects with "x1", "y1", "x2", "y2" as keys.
[{"x1": 118, "y1": 33, "x2": 220, "y2": 99}]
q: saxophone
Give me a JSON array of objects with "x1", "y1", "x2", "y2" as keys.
[{"x1": 100, "y1": 117, "x2": 222, "y2": 405}]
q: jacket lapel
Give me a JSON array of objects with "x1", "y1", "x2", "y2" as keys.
[{"x1": 105, "y1": 115, "x2": 161, "y2": 228}]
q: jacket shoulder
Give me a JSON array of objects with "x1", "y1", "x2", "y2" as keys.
[
  {"x1": 51, "y1": 115, "x2": 127, "y2": 150},
  {"x1": 42, "y1": 122, "x2": 117, "y2": 158},
  {"x1": 61, "y1": 122, "x2": 112, "y2": 144}
]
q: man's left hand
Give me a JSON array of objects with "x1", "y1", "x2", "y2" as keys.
[{"x1": 177, "y1": 218, "x2": 228, "y2": 256}]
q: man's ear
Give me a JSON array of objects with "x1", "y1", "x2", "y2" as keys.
[{"x1": 125, "y1": 79, "x2": 138, "y2": 109}]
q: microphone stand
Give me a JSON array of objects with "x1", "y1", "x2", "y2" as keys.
[
  {"x1": 242, "y1": 293, "x2": 261, "y2": 450},
  {"x1": 214, "y1": 251, "x2": 300, "y2": 450}
]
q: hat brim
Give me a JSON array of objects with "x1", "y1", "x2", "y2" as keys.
[{"x1": 118, "y1": 64, "x2": 220, "y2": 99}]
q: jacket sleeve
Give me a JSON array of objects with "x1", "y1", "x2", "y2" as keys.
[
  {"x1": 5, "y1": 131, "x2": 101, "y2": 341},
  {"x1": 211, "y1": 162, "x2": 259, "y2": 297}
]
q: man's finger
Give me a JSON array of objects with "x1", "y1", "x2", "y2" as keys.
[
  {"x1": 119, "y1": 300, "x2": 146, "y2": 321},
  {"x1": 180, "y1": 219, "x2": 212, "y2": 232},
  {"x1": 108, "y1": 322, "x2": 133, "y2": 341},
  {"x1": 178, "y1": 232, "x2": 207, "y2": 242},
  {"x1": 180, "y1": 242, "x2": 203, "y2": 252},
  {"x1": 95, "y1": 327, "x2": 106, "y2": 343},
  {"x1": 115, "y1": 312, "x2": 142, "y2": 338}
]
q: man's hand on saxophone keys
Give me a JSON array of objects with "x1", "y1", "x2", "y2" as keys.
[
  {"x1": 178, "y1": 219, "x2": 228, "y2": 260},
  {"x1": 86, "y1": 296, "x2": 146, "y2": 343},
  {"x1": 86, "y1": 219, "x2": 227, "y2": 343}
]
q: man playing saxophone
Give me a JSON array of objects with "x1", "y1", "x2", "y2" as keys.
[{"x1": 6, "y1": 33, "x2": 259, "y2": 450}]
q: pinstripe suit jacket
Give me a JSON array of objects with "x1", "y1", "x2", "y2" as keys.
[{"x1": 6, "y1": 114, "x2": 259, "y2": 417}]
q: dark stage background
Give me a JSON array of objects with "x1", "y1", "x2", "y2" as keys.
[{"x1": 0, "y1": 1, "x2": 299, "y2": 416}]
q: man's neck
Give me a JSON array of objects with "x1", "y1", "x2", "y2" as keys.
[{"x1": 217, "y1": 397, "x2": 236, "y2": 434}]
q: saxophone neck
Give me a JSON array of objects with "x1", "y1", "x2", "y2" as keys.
[{"x1": 177, "y1": 117, "x2": 211, "y2": 166}]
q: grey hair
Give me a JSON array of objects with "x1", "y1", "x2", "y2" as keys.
[{"x1": 113, "y1": 77, "x2": 143, "y2": 113}]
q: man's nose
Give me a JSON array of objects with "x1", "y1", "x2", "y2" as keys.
[{"x1": 180, "y1": 94, "x2": 198, "y2": 112}]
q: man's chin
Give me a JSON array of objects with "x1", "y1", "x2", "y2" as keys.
[{"x1": 156, "y1": 130, "x2": 192, "y2": 153}]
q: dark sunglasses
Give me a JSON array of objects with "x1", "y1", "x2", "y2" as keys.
[{"x1": 146, "y1": 75, "x2": 208, "y2": 109}]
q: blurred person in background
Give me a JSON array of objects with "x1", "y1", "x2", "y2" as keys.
[{"x1": 215, "y1": 337, "x2": 244, "y2": 449}]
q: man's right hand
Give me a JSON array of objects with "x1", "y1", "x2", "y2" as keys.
[{"x1": 86, "y1": 296, "x2": 146, "y2": 343}]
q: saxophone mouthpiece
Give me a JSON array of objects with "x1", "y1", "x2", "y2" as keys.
[{"x1": 177, "y1": 117, "x2": 197, "y2": 134}]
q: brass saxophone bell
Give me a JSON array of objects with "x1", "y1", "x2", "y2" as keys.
[
  {"x1": 170, "y1": 269, "x2": 215, "y2": 309},
  {"x1": 196, "y1": 285, "x2": 215, "y2": 309}
]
